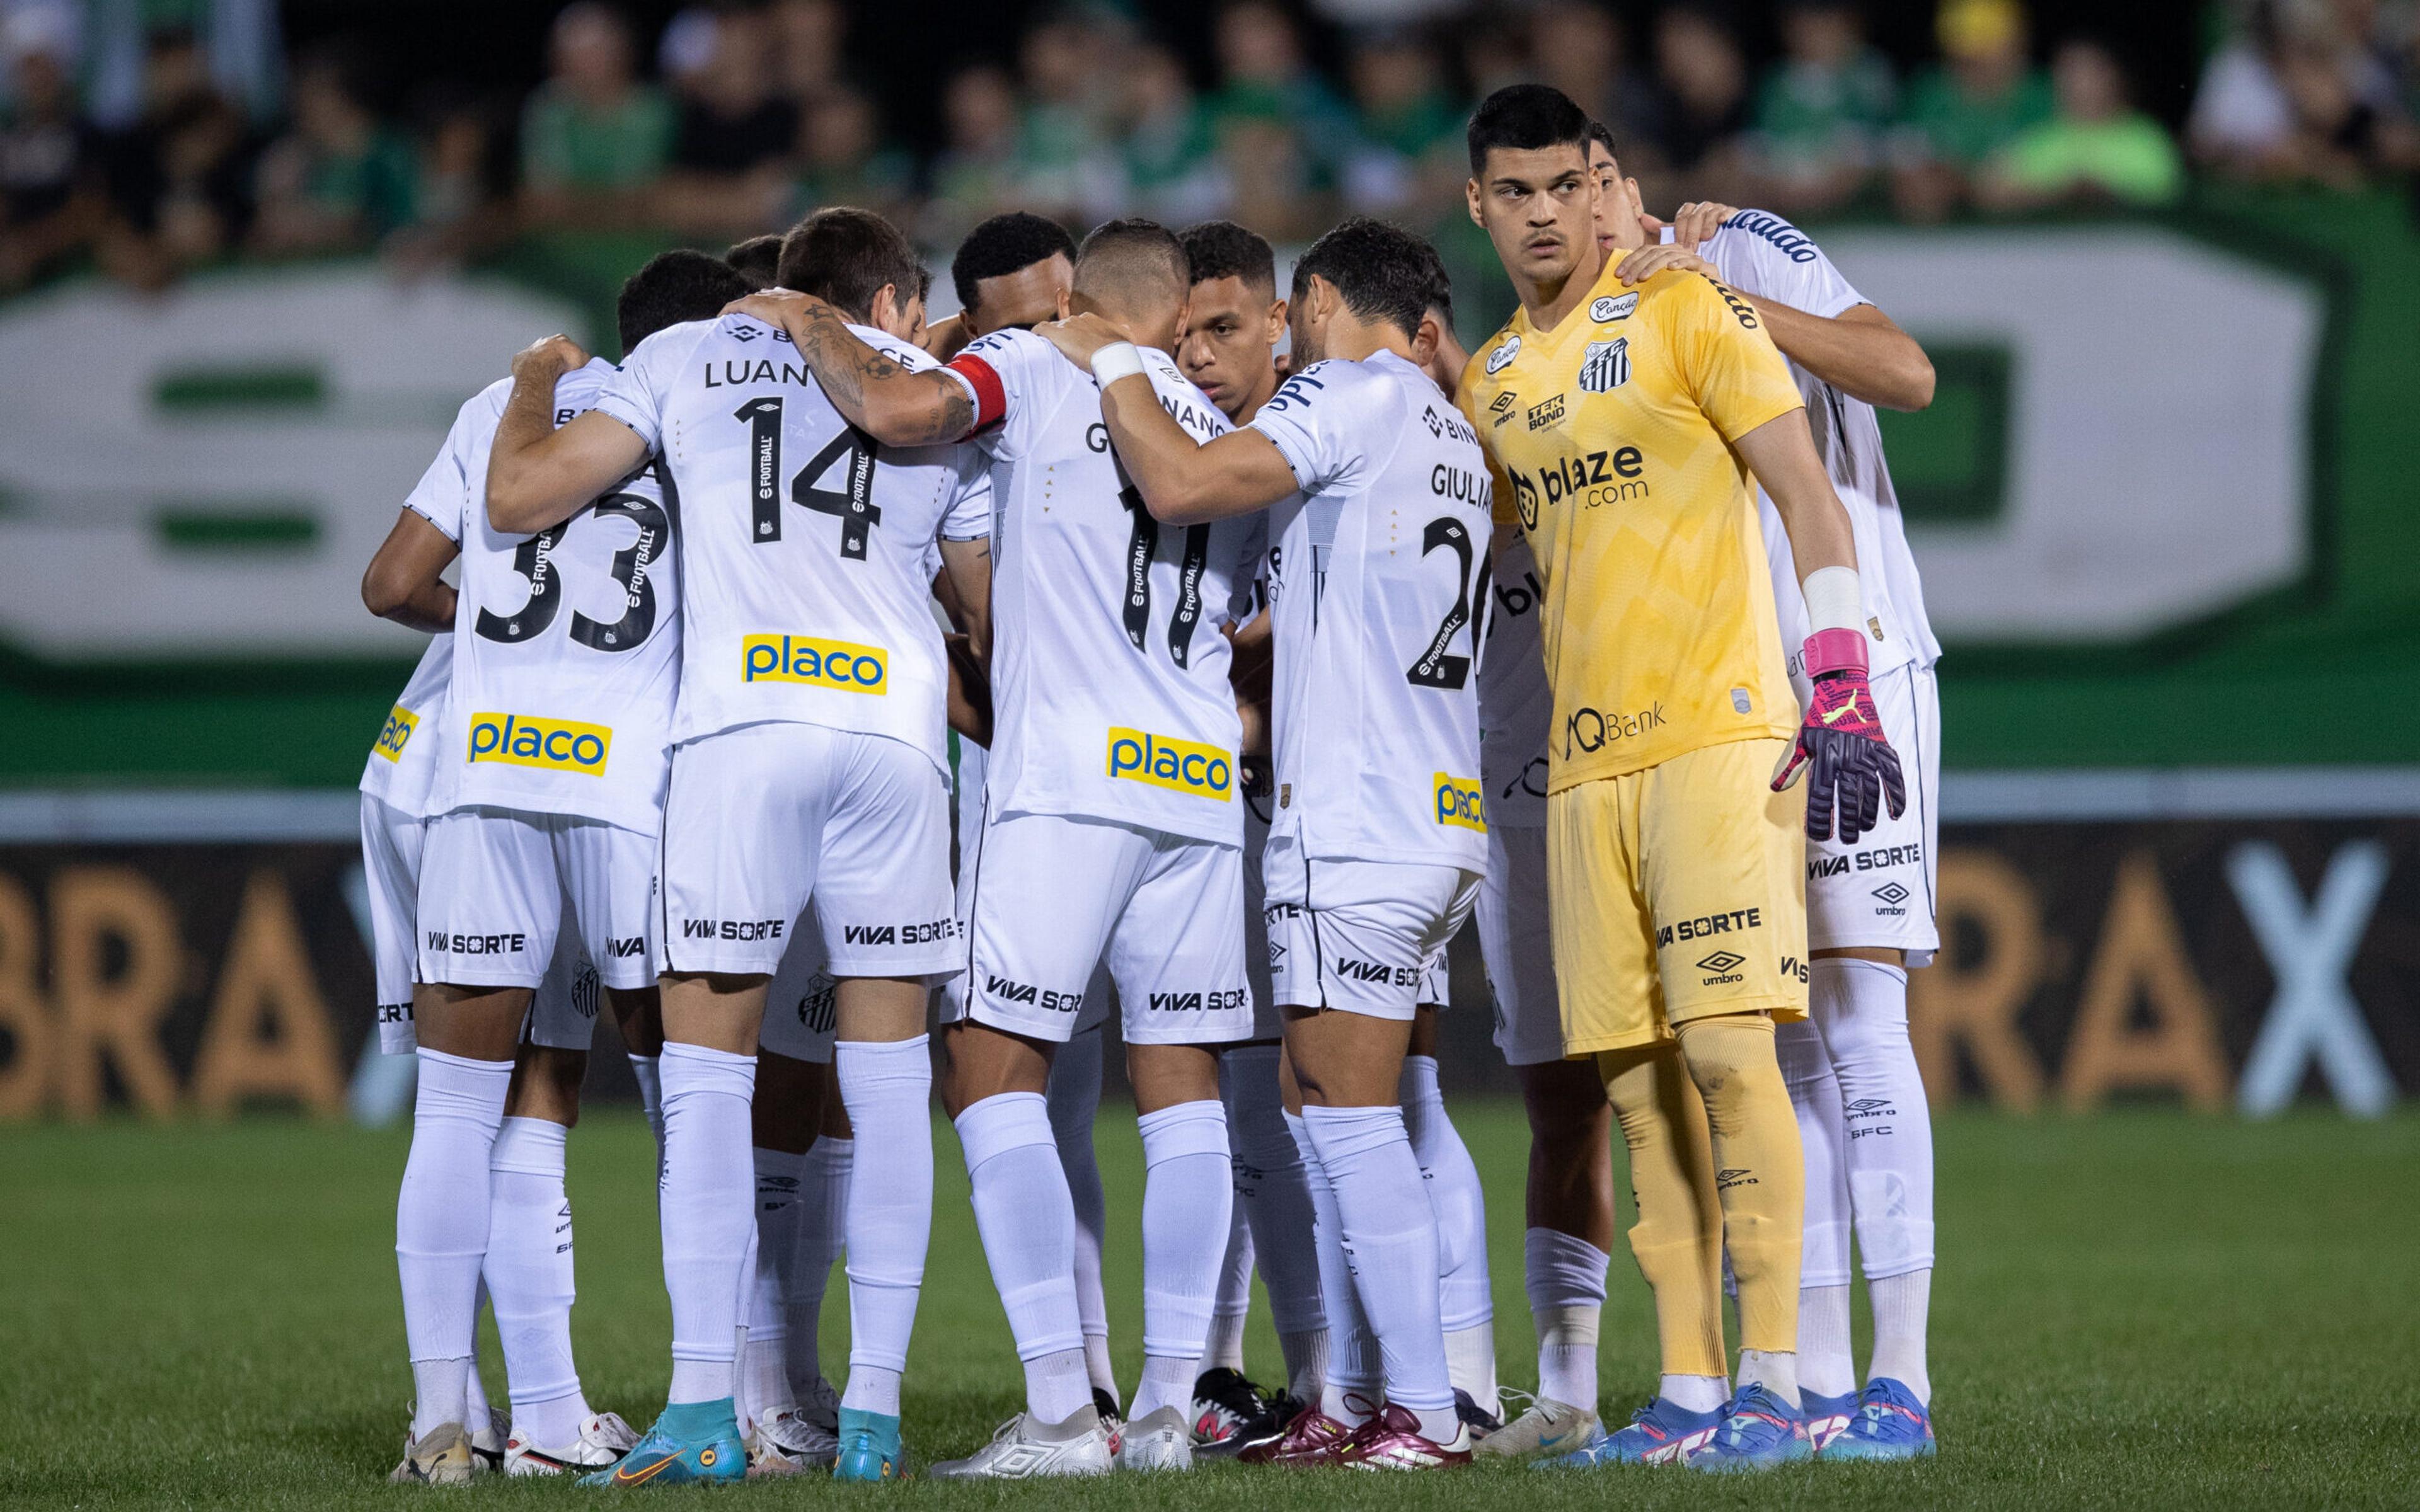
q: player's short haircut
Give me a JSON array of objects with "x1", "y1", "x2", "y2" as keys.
[
  {"x1": 1179, "y1": 219, "x2": 1276, "y2": 299},
  {"x1": 1412, "y1": 236, "x2": 1453, "y2": 326},
  {"x1": 1465, "y1": 83, "x2": 1591, "y2": 173},
  {"x1": 617, "y1": 249, "x2": 752, "y2": 353},
  {"x1": 950, "y1": 211, "x2": 1078, "y2": 316},
  {"x1": 777, "y1": 207, "x2": 925, "y2": 324},
  {"x1": 724, "y1": 233, "x2": 784, "y2": 290},
  {"x1": 1290, "y1": 217, "x2": 1434, "y2": 340},
  {"x1": 1583, "y1": 118, "x2": 1619, "y2": 160},
  {"x1": 1072, "y1": 217, "x2": 1192, "y2": 314}
]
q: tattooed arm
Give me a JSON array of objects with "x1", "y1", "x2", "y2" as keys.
[{"x1": 723, "y1": 290, "x2": 976, "y2": 446}]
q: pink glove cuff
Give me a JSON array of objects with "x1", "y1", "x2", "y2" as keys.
[{"x1": 1802, "y1": 627, "x2": 1869, "y2": 679}]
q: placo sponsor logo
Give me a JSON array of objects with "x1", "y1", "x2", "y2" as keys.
[
  {"x1": 373, "y1": 704, "x2": 418, "y2": 762},
  {"x1": 466, "y1": 714, "x2": 611, "y2": 776},
  {"x1": 742, "y1": 633, "x2": 889, "y2": 693},
  {"x1": 1107, "y1": 728, "x2": 1233, "y2": 799},
  {"x1": 1433, "y1": 773, "x2": 1487, "y2": 832}
]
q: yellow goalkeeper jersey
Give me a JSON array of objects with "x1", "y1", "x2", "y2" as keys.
[{"x1": 1460, "y1": 260, "x2": 1807, "y2": 791}]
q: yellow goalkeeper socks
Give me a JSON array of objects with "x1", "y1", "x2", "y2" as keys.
[
  {"x1": 1673, "y1": 1013, "x2": 1806, "y2": 1363},
  {"x1": 1596, "y1": 1042, "x2": 1728, "y2": 1381}
]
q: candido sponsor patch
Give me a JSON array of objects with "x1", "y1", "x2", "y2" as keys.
[
  {"x1": 466, "y1": 713, "x2": 612, "y2": 775},
  {"x1": 1433, "y1": 772, "x2": 1486, "y2": 831},
  {"x1": 741, "y1": 633, "x2": 889, "y2": 694},
  {"x1": 1107, "y1": 728, "x2": 1233, "y2": 799}
]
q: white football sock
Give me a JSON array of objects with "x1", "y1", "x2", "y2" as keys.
[
  {"x1": 786, "y1": 1135, "x2": 851, "y2": 1399},
  {"x1": 1735, "y1": 1349, "x2": 1799, "y2": 1409},
  {"x1": 1301, "y1": 1104, "x2": 1455, "y2": 1443},
  {"x1": 1661, "y1": 1373, "x2": 1730, "y2": 1413},
  {"x1": 742, "y1": 1146, "x2": 806, "y2": 1427},
  {"x1": 487, "y1": 1116, "x2": 591, "y2": 1448},
  {"x1": 955, "y1": 1091, "x2": 1090, "y2": 1423},
  {"x1": 1797, "y1": 1283, "x2": 1857, "y2": 1399},
  {"x1": 1524, "y1": 1227, "x2": 1610, "y2": 1411},
  {"x1": 1867, "y1": 1268, "x2": 1932, "y2": 1404},
  {"x1": 836, "y1": 1037, "x2": 932, "y2": 1418},
  {"x1": 1293, "y1": 1111, "x2": 1375, "y2": 1424},
  {"x1": 1205, "y1": 1208, "x2": 1253, "y2": 1373},
  {"x1": 1223, "y1": 1046, "x2": 1327, "y2": 1398},
  {"x1": 1046, "y1": 1029, "x2": 1115, "y2": 1396},
  {"x1": 463, "y1": 1347, "x2": 493, "y2": 1435},
  {"x1": 398, "y1": 1048, "x2": 511, "y2": 1438},
  {"x1": 1134, "y1": 1099, "x2": 1231, "y2": 1418},
  {"x1": 660, "y1": 1042, "x2": 757, "y2": 1404},
  {"x1": 628, "y1": 1053, "x2": 664, "y2": 1152}
]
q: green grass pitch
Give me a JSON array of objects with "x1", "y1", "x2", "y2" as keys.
[{"x1": 4, "y1": 1104, "x2": 2416, "y2": 1508}]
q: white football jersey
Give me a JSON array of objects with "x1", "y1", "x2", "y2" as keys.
[
  {"x1": 419, "y1": 360, "x2": 680, "y2": 836},
  {"x1": 359, "y1": 633, "x2": 451, "y2": 818},
  {"x1": 1247, "y1": 350, "x2": 1492, "y2": 872},
  {"x1": 1674, "y1": 212, "x2": 1942, "y2": 681},
  {"x1": 1475, "y1": 532, "x2": 1550, "y2": 828},
  {"x1": 595, "y1": 314, "x2": 990, "y2": 769},
  {"x1": 943, "y1": 329, "x2": 1263, "y2": 847}
]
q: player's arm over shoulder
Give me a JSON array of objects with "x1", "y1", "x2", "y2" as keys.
[{"x1": 1654, "y1": 270, "x2": 1804, "y2": 444}]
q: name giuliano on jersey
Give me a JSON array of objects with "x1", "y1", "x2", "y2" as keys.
[
  {"x1": 418, "y1": 360, "x2": 679, "y2": 836},
  {"x1": 594, "y1": 313, "x2": 989, "y2": 772},
  {"x1": 1673, "y1": 211, "x2": 1942, "y2": 684},
  {"x1": 943, "y1": 329, "x2": 1263, "y2": 846},
  {"x1": 1247, "y1": 350, "x2": 1492, "y2": 873}
]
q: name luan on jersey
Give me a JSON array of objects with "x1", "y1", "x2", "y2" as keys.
[
  {"x1": 593, "y1": 314, "x2": 990, "y2": 772},
  {"x1": 1247, "y1": 350, "x2": 1493, "y2": 873},
  {"x1": 417, "y1": 360, "x2": 681, "y2": 835}
]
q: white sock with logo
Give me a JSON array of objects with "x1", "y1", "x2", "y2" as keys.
[
  {"x1": 742, "y1": 1146, "x2": 806, "y2": 1427},
  {"x1": 1046, "y1": 1028, "x2": 1116, "y2": 1398},
  {"x1": 660, "y1": 1043, "x2": 758, "y2": 1404},
  {"x1": 1301, "y1": 1103, "x2": 1457, "y2": 1445},
  {"x1": 956, "y1": 1090, "x2": 1090, "y2": 1423},
  {"x1": 487, "y1": 1115, "x2": 592, "y2": 1448},
  {"x1": 786, "y1": 1135, "x2": 851, "y2": 1400},
  {"x1": 1524, "y1": 1227, "x2": 1610, "y2": 1412},
  {"x1": 836, "y1": 1037, "x2": 932, "y2": 1418},
  {"x1": 1777, "y1": 1016, "x2": 1857, "y2": 1399},
  {"x1": 1223, "y1": 1045, "x2": 1327, "y2": 1399},
  {"x1": 1401, "y1": 1055, "x2": 1495, "y2": 1409},
  {"x1": 1133, "y1": 1099, "x2": 1231, "y2": 1419},
  {"x1": 1294, "y1": 1111, "x2": 1376, "y2": 1425},
  {"x1": 399, "y1": 1048, "x2": 512, "y2": 1438}
]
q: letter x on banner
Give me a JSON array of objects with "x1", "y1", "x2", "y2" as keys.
[{"x1": 2227, "y1": 840, "x2": 2395, "y2": 1118}]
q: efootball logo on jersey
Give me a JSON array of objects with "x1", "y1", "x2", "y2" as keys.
[
  {"x1": 1432, "y1": 773, "x2": 1486, "y2": 832},
  {"x1": 372, "y1": 703, "x2": 419, "y2": 763},
  {"x1": 742, "y1": 633, "x2": 889, "y2": 694},
  {"x1": 1107, "y1": 728, "x2": 1233, "y2": 800},
  {"x1": 1579, "y1": 338, "x2": 1630, "y2": 394},
  {"x1": 466, "y1": 713, "x2": 612, "y2": 776}
]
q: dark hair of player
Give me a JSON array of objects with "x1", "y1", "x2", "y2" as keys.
[
  {"x1": 950, "y1": 211, "x2": 1078, "y2": 318},
  {"x1": 723, "y1": 233, "x2": 784, "y2": 290},
  {"x1": 617, "y1": 249, "x2": 752, "y2": 354},
  {"x1": 1583, "y1": 118, "x2": 1618, "y2": 160},
  {"x1": 777, "y1": 207, "x2": 925, "y2": 324},
  {"x1": 1290, "y1": 217, "x2": 1434, "y2": 340},
  {"x1": 1178, "y1": 219, "x2": 1276, "y2": 299},
  {"x1": 1072, "y1": 217, "x2": 1192, "y2": 309},
  {"x1": 1465, "y1": 82, "x2": 1591, "y2": 173},
  {"x1": 1412, "y1": 236, "x2": 1454, "y2": 325}
]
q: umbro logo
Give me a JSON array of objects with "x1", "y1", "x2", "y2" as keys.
[
  {"x1": 1872, "y1": 882, "x2": 1910, "y2": 905},
  {"x1": 1696, "y1": 951, "x2": 1745, "y2": 974},
  {"x1": 1847, "y1": 1098, "x2": 1889, "y2": 1112},
  {"x1": 1716, "y1": 1167, "x2": 1760, "y2": 1189},
  {"x1": 731, "y1": 324, "x2": 759, "y2": 341}
]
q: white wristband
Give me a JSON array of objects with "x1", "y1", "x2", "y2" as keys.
[
  {"x1": 1802, "y1": 564, "x2": 1864, "y2": 636},
  {"x1": 1090, "y1": 341, "x2": 1146, "y2": 388}
]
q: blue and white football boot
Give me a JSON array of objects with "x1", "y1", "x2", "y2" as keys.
[
  {"x1": 833, "y1": 1407, "x2": 908, "y2": 1482},
  {"x1": 1801, "y1": 1389, "x2": 1859, "y2": 1456},
  {"x1": 1683, "y1": 1383, "x2": 1812, "y2": 1472},
  {"x1": 575, "y1": 1399, "x2": 746, "y2": 1488},
  {"x1": 1535, "y1": 1397, "x2": 1724, "y2": 1468},
  {"x1": 1819, "y1": 1378, "x2": 1935, "y2": 1460}
]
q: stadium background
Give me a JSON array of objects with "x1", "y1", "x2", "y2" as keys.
[{"x1": 0, "y1": 1, "x2": 2416, "y2": 1503}]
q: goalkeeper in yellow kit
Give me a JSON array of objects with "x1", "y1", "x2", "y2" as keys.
[{"x1": 1457, "y1": 84, "x2": 1905, "y2": 1473}]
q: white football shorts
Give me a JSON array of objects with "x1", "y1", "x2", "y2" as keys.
[
  {"x1": 415, "y1": 805, "x2": 655, "y2": 993},
  {"x1": 656, "y1": 721, "x2": 960, "y2": 980},
  {"x1": 1803, "y1": 661, "x2": 1941, "y2": 966},
  {"x1": 1475, "y1": 820, "x2": 1563, "y2": 1065},
  {"x1": 759, "y1": 902, "x2": 838, "y2": 1065},
  {"x1": 1262, "y1": 830, "x2": 1480, "y2": 1023},
  {"x1": 946, "y1": 806, "x2": 1250, "y2": 1046}
]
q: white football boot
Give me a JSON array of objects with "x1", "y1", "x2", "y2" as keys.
[
  {"x1": 928, "y1": 1407, "x2": 1114, "y2": 1480},
  {"x1": 1114, "y1": 1405, "x2": 1194, "y2": 1471},
  {"x1": 503, "y1": 1411, "x2": 639, "y2": 1476},
  {"x1": 747, "y1": 1406, "x2": 841, "y2": 1475},
  {"x1": 388, "y1": 1422, "x2": 475, "y2": 1486}
]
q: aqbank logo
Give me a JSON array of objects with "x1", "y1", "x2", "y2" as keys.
[
  {"x1": 372, "y1": 704, "x2": 419, "y2": 763},
  {"x1": 1433, "y1": 773, "x2": 1486, "y2": 832},
  {"x1": 742, "y1": 634, "x2": 889, "y2": 694},
  {"x1": 467, "y1": 714, "x2": 612, "y2": 775},
  {"x1": 1107, "y1": 728, "x2": 1233, "y2": 799}
]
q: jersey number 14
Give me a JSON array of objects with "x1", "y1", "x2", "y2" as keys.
[{"x1": 734, "y1": 396, "x2": 881, "y2": 559}]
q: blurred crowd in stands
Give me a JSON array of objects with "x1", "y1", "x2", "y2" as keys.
[{"x1": 0, "y1": 0, "x2": 2414, "y2": 294}]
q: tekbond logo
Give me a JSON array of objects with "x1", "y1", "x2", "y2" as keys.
[
  {"x1": 1433, "y1": 773, "x2": 1487, "y2": 832},
  {"x1": 742, "y1": 633, "x2": 889, "y2": 694},
  {"x1": 466, "y1": 714, "x2": 611, "y2": 776},
  {"x1": 1591, "y1": 292, "x2": 1639, "y2": 322},
  {"x1": 1107, "y1": 728, "x2": 1233, "y2": 799},
  {"x1": 1579, "y1": 337, "x2": 1630, "y2": 394},
  {"x1": 1485, "y1": 333, "x2": 1521, "y2": 374},
  {"x1": 372, "y1": 704, "x2": 419, "y2": 763},
  {"x1": 1526, "y1": 394, "x2": 1566, "y2": 432}
]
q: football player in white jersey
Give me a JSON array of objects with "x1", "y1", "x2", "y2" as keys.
[
  {"x1": 1036, "y1": 217, "x2": 1494, "y2": 1470},
  {"x1": 374, "y1": 251, "x2": 748, "y2": 1485},
  {"x1": 1578, "y1": 126, "x2": 1945, "y2": 1460},
  {"x1": 487, "y1": 209, "x2": 993, "y2": 1486},
  {"x1": 741, "y1": 220, "x2": 1260, "y2": 1477}
]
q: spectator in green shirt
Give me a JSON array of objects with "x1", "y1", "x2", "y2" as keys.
[
  {"x1": 1981, "y1": 37, "x2": 2184, "y2": 209},
  {"x1": 1891, "y1": 0, "x2": 2054, "y2": 219},
  {"x1": 1340, "y1": 30, "x2": 1461, "y2": 215},
  {"x1": 1748, "y1": 0, "x2": 1898, "y2": 212},
  {"x1": 518, "y1": 3, "x2": 672, "y2": 229},
  {"x1": 250, "y1": 44, "x2": 416, "y2": 255}
]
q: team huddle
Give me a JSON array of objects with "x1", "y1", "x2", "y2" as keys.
[{"x1": 360, "y1": 80, "x2": 1942, "y2": 1485}]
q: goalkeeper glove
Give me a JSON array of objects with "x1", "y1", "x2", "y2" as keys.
[{"x1": 1772, "y1": 627, "x2": 1906, "y2": 844}]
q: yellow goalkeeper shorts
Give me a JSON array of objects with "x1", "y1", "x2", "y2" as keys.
[{"x1": 1547, "y1": 735, "x2": 1810, "y2": 1056}]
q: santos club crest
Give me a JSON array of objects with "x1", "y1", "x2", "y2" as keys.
[{"x1": 1579, "y1": 337, "x2": 1630, "y2": 393}]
